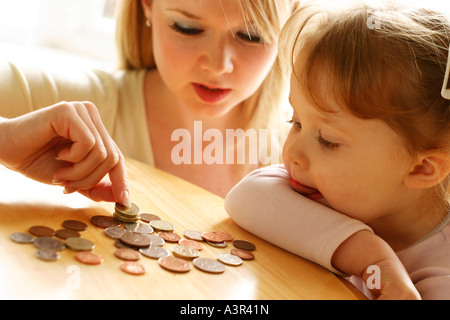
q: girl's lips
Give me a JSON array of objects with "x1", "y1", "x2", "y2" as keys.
[
  {"x1": 288, "y1": 178, "x2": 323, "y2": 200},
  {"x1": 192, "y1": 83, "x2": 232, "y2": 103}
]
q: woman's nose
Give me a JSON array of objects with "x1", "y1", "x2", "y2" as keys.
[{"x1": 200, "y1": 37, "x2": 234, "y2": 75}]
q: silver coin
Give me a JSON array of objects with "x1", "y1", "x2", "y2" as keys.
[
  {"x1": 206, "y1": 240, "x2": 227, "y2": 248},
  {"x1": 183, "y1": 230, "x2": 204, "y2": 241},
  {"x1": 125, "y1": 222, "x2": 153, "y2": 234},
  {"x1": 139, "y1": 246, "x2": 170, "y2": 259},
  {"x1": 10, "y1": 232, "x2": 34, "y2": 244},
  {"x1": 34, "y1": 236, "x2": 66, "y2": 251},
  {"x1": 193, "y1": 258, "x2": 225, "y2": 274},
  {"x1": 65, "y1": 237, "x2": 95, "y2": 251},
  {"x1": 145, "y1": 234, "x2": 165, "y2": 246},
  {"x1": 35, "y1": 249, "x2": 60, "y2": 261},
  {"x1": 172, "y1": 245, "x2": 200, "y2": 259},
  {"x1": 149, "y1": 220, "x2": 174, "y2": 232},
  {"x1": 217, "y1": 253, "x2": 243, "y2": 266},
  {"x1": 105, "y1": 227, "x2": 129, "y2": 239}
]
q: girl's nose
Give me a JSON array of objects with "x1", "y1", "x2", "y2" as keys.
[
  {"x1": 283, "y1": 133, "x2": 310, "y2": 171},
  {"x1": 200, "y1": 37, "x2": 234, "y2": 75}
]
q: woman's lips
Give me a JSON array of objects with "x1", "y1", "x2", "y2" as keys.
[
  {"x1": 192, "y1": 83, "x2": 232, "y2": 103},
  {"x1": 289, "y1": 178, "x2": 323, "y2": 200}
]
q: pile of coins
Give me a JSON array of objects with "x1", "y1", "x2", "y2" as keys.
[{"x1": 10, "y1": 202, "x2": 256, "y2": 277}]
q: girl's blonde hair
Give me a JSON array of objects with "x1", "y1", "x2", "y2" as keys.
[
  {"x1": 281, "y1": 0, "x2": 450, "y2": 202},
  {"x1": 115, "y1": 0, "x2": 298, "y2": 165}
]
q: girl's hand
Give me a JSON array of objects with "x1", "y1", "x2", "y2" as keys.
[{"x1": 0, "y1": 101, "x2": 131, "y2": 207}]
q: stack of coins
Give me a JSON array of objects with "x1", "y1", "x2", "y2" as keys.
[{"x1": 114, "y1": 202, "x2": 140, "y2": 222}]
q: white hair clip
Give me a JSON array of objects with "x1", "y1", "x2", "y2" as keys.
[{"x1": 442, "y1": 47, "x2": 450, "y2": 100}]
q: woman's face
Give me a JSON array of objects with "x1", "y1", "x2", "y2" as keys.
[{"x1": 142, "y1": 0, "x2": 279, "y2": 118}]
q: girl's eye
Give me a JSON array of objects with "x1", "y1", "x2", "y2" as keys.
[
  {"x1": 237, "y1": 32, "x2": 262, "y2": 44},
  {"x1": 317, "y1": 132, "x2": 340, "y2": 150},
  {"x1": 287, "y1": 119, "x2": 302, "y2": 130},
  {"x1": 171, "y1": 22, "x2": 203, "y2": 36}
]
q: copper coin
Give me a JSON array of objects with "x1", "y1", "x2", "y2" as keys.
[
  {"x1": 120, "y1": 232, "x2": 150, "y2": 248},
  {"x1": 34, "y1": 236, "x2": 66, "y2": 251},
  {"x1": 232, "y1": 240, "x2": 256, "y2": 251},
  {"x1": 114, "y1": 248, "x2": 141, "y2": 261},
  {"x1": 75, "y1": 251, "x2": 103, "y2": 265},
  {"x1": 140, "y1": 213, "x2": 161, "y2": 223},
  {"x1": 212, "y1": 230, "x2": 233, "y2": 242},
  {"x1": 231, "y1": 248, "x2": 255, "y2": 260},
  {"x1": 90, "y1": 215, "x2": 122, "y2": 228},
  {"x1": 178, "y1": 239, "x2": 203, "y2": 251},
  {"x1": 158, "y1": 232, "x2": 181, "y2": 243},
  {"x1": 29, "y1": 226, "x2": 55, "y2": 237},
  {"x1": 158, "y1": 256, "x2": 191, "y2": 273},
  {"x1": 55, "y1": 229, "x2": 81, "y2": 240},
  {"x1": 35, "y1": 249, "x2": 60, "y2": 261},
  {"x1": 120, "y1": 261, "x2": 146, "y2": 275},
  {"x1": 62, "y1": 220, "x2": 87, "y2": 231},
  {"x1": 201, "y1": 231, "x2": 225, "y2": 243}
]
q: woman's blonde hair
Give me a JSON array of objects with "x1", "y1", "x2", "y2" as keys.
[
  {"x1": 281, "y1": 0, "x2": 450, "y2": 202},
  {"x1": 115, "y1": 0, "x2": 298, "y2": 164}
]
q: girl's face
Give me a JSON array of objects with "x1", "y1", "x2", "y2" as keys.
[
  {"x1": 283, "y1": 73, "x2": 415, "y2": 225},
  {"x1": 143, "y1": 0, "x2": 279, "y2": 118}
]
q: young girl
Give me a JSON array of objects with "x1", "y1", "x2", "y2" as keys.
[
  {"x1": 0, "y1": 0, "x2": 297, "y2": 198},
  {"x1": 225, "y1": 0, "x2": 450, "y2": 299}
]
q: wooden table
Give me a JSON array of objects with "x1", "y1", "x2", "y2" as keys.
[{"x1": 0, "y1": 158, "x2": 365, "y2": 300}]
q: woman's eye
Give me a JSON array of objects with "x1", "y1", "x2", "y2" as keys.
[
  {"x1": 171, "y1": 22, "x2": 203, "y2": 36},
  {"x1": 287, "y1": 119, "x2": 302, "y2": 130},
  {"x1": 237, "y1": 32, "x2": 262, "y2": 44},
  {"x1": 317, "y1": 133, "x2": 340, "y2": 150}
]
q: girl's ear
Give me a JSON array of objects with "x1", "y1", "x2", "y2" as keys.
[
  {"x1": 404, "y1": 151, "x2": 450, "y2": 189},
  {"x1": 141, "y1": 0, "x2": 152, "y2": 19}
]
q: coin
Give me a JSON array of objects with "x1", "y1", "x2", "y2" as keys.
[
  {"x1": 120, "y1": 261, "x2": 146, "y2": 275},
  {"x1": 217, "y1": 253, "x2": 243, "y2": 266},
  {"x1": 145, "y1": 234, "x2": 165, "y2": 246},
  {"x1": 65, "y1": 237, "x2": 95, "y2": 251},
  {"x1": 202, "y1": 231, "x2": 225, "y2": 243},
  {"x1": 75, "y1": 251, "x2": 103, "y2": 265},
  {"x1": 139, "y1": 246, "x2": 170, "y2": 259},
  {"x1": 35, "y1": 249, "x2": 60, "y2": 261},
  {"x1": 158, "y1": 256, "x2": 191, "y2": 273},
  {"x1": 193, "y1": 258, "x2": 225, "y2": 274},
  {"x1": 149, "y1": 220, "x2": 174, "y2": 232},
  {"x1": 114, "y1": 248, "x2": 141, "y2": 261},
  {"x1": 62, "y1": 220, "x2": 87, "y2": 231},
  {"x1": 119, "y1": 232, "x2": 150, "y2": 248},
  {"x1": 232, "y1": 240, "x2": 256, "y2": 251},
  {"x1": 230, "y1": 248, "x2": 255, "y2": 260},
  {"x1": 29, "y1": 225, "x2": 55, "y2": 237},
  {"x1": 124, "y1": 222, "x2": 153, "y2": 234},
  {"x1": 158, "y1": 232, "x2": 181, "y2": 243},
  {"x1": 55, "y1": 229, "x2": 81, "y2": 240},
  {"x1": 183, "y1": 230, "x2": 204, "y2": 241},
  {"x1": 113, "y1": 211, "x2": 139, "y2": 223},
  {"x1": 90, "y1": 215, "x2": 121, "y2": 228},
  {"x1": 104, "y1": 227, "x2": 129, "y2": 239},
  {"x1": 34, "y1": 236, "x2": 66, "y2": 251},
  {"x1": 172, "y1": 245, "x2": 200, "y2": 259},
  {"x1": 211, "y1": 230, "x2": 233, "y2": 242},
  {"x1": 206, "y1": 240, "x2": 227, "y2": 248},
  {"x1": 114, "y1": 202, "x2": 141, "y2": 222},
  {"x1": 139, "y1": 213, "x2": 161, "y2": 223},
  {"x1": 10, "y1": 232, "x2": 34, "y2": 244},
  {"x1": 178, "y1": 239, "x2": 203, "y2": 251}
]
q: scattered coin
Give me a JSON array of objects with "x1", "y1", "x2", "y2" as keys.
[
  {"x1": 75, "y1": 251, "x2": 103, "y2": 265},
  {"x1": 104, "y1": 227, "x2": 129, "y2": 239},
  {"x1": 62, "y1": 220, "x2": 87, "y2": 231},
  {"x1": 202, "y1": 231, "x2": 225, "y2": 243},
  {"x1": 183, "y1": 230, "x2": 204, "y2": 241},
  {"x1": 158, "y1": 231, "x2": 181, "y2": 243},
  {"x1": 120, "y1": 261, "x2": 146, "y2": 275},
  {"x1": 172, "y1": 245, "x2": 200, "y2": 259},
  {"x1": 139, "y1": 246, "x2": 170, "y2": 259},
  {"x1": 55, "y1": 229, "x2": 81, "y2": 240},
  {"x1": 206, "y1": 240, "x2": 227, "y2": 248},
  {"x1": 90, "y1": 215, "x2": 121, "y2": 228},
  {"x1": 145, "y1": 234, "x2": 165, "y2": 246},
  {"x1": 29, "y1": 226, "x2": 55, "y2": 237},
  {"x1": 212, "y1": 230, "x2": 233, "y2": 242},
  {"x1": 230, "y1": 248, "x2": 255, "y2": 260},
  {"x1": 158, "y1": 256, "x2": 191, "y2": 273},
  {"x1": 217, "y1": 253, "x2": 243, "y2": 266},
  {"x1": 178, "y1": 239, "x2": 203, "y2": 251},
  {"x1": 125, "y1": 222, "x2": 153, "y2": 234},
  {"x1": 150, "y1": 220, "x2": 174, "y2": 232},
  {"x1": 232, "y1": 240, "x2": 256, "y2": 251},
  {"x1": 139, "y1": 213, "x2": 161, "y2": 223},
  {"x1": 10, "y1": 232, "x2": 34, "y2": 244},
  {"x1": 120, "y1": 232, "x2": 151, "y2": 248},
  {"x1": 35, "y1": 249, "x2": 60, "y2": 261},
  {"x1": 114, "y1": 248, "x2": 141, "y2": 261},
  {"x1": 193, "y1": 258, "x2": 225, "y2": 274},
  {"x1": 65, "y1": 237, "x2": 95, "y2": 251},
  {"x1": 34, "y1": 236, "x2": 66, "y2": 251}
]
